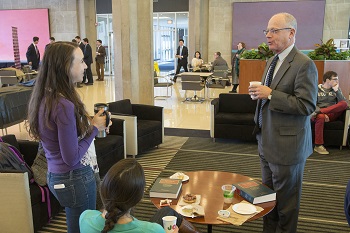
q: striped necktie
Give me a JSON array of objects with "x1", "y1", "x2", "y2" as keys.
[{"x1": 258, "y1": 55, "x2": 279, "y2": 128}]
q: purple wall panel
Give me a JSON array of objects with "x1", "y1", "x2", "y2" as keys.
[{"x1": 232, "y1": 1, "x2": 326, "y2": 50}]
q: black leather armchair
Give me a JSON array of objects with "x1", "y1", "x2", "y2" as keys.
[
  {"x1": 1, "y1": 135, "x2": 62, "y2": 232},
  {"x1": 211, "y1": 93, "x2": 257, "y2": 142},
  {"x1": 108, "y1": 99, "x2": 164, "y2": 156},
  {"x1": 311, "y1": 108, "x2": 350, "y2": 149}
]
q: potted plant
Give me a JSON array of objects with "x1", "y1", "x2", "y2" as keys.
[
  {"x1": 241, "y1": 42, "x2": 274, "y2": 60},
  {"x1": 308, "y1": 38, "x2": 350, "y2": 60},
  {"x1": 308, "y1": 38, "x2": 350, "y2": 99}
]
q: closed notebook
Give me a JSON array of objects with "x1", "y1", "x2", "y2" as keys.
[
  {"x1": 233, "y1": 180, "x2": 276, "y2": 204},
  {"x1": 150, "y1": 178, "x2": 182, "y2": 199}
]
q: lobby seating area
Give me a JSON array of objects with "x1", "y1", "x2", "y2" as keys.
[{"x1": 1, "y1": 75, "x2": 350, "y2": 232}]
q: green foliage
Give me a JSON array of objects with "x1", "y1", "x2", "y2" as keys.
[
  {"x1": 308, "y1": 39, "x2": 350, "y2": 60},
  {"x1": 241, "y1": 43, "x2": 274, "y2": 60}
]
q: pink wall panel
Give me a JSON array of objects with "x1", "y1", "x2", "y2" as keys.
[{"x1": 0, "y1": 9, "x2": 50, "y2": 63}]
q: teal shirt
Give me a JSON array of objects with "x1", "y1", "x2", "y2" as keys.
[{"x1": 79, "y1": 210, "x2": 165, "y2": 233}]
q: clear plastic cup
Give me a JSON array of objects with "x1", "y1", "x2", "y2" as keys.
[{"x1": 222, "y1": 184, "x2": 236, "y2": 204}]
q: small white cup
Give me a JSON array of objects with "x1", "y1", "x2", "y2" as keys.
[
  {"x1": 249, "y1": 81, "x2": 262, "y2": 100},
  {"x1": 162, "y1": 216, "x2": 177, "y2": 233},
  {"x1": 249, "y1": 81, "x2": 262, "y2": 86}
]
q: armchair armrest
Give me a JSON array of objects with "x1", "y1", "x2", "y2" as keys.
[
  {"x1": 108, "y1": 118, "x2": 125, "y2": 137},
  {"x1": 132, "y1": 104, "x2": 163, "y2": 122},
  {"x1": 342, "y1": 109, "x2": 350, "y2": 147},
  {"x1": 210, "y1": 98, "x2": 220, "y2": 139},
  {"x1": 111, "y1": 113, "x2": 138, "y2": 156},
  {"x1": 17, "y1": 140, "x2": 39, "y2": 167},
  {"x1": 211, "y1": 98, "x2": 220, "y2": 115}
]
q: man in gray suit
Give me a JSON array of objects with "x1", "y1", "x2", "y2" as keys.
[{"x1": 249, "y1": 13, "x2": 318, "y2": 233}]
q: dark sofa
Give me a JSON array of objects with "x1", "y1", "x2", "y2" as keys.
[
  {"x1": 0, "y1": 118, "x2": 125, "y2": 231},
  {"x1": 210, "y1": 93, "x2": 257, "y2": 142}
]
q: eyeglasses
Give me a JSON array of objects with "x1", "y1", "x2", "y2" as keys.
[
  {"x1": 331, "y1": 78, "x2": 339, "y2": 81},
  {"x1": 263, "y1": 28, "x2": 292, "y2": 35}
]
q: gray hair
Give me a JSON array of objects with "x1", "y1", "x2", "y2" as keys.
[{"x1": 275, "y1": 12, "x2": 297, "y2": 32}]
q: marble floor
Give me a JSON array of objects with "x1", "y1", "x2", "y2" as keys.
[{"x1": 3, "y1": 74, "x2": 234, "y2": 139}]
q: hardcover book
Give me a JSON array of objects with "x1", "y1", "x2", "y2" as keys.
[
  {"x1": 150, "y1": 178, "x2": 182, "y2": 199},
  {"x1": 233, "y1": 180, "x2": 276, "y2": 204}
]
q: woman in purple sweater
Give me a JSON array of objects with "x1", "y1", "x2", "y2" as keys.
[{"x1": 27, "y1": 41, "x2": 108, "y2": 233}]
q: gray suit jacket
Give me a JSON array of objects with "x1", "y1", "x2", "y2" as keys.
[{"x1": 255, "y1": 46, "x2": 318, "y2": 165}]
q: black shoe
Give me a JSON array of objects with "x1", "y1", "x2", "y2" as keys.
[{"x1": 85, "y1": 83, "x2": 93, "y2": 85}]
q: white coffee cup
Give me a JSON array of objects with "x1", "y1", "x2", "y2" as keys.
[
  {"x1": 249, "y1": 81, "x2": 262, "y2": 100},
  {"x1": 249, "y1": 81, "x2": 262, "y2": 86},
  {"x1": 162, "y1": 216, "x2": 177, "y2": 233}
]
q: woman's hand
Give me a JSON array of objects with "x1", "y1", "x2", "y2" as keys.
[
  {"x1": 92, "y1": 109, "x2": 108, "y2": 131},
  {"x1": 172, "y1": 226, "x2": 179, "y2": 233}
]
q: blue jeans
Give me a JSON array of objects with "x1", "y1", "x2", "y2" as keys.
[{"x1": 47, "y1": 166, "x2": 96, "y2": 233}]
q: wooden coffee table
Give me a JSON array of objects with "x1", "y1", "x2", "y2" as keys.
[{"x1": 150, "y1": 171, "x2": 276, "y2": 233}]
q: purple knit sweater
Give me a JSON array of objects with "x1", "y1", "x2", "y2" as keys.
[{"x1": 38, "y1": 97, "x2": 98, "y2": 173}]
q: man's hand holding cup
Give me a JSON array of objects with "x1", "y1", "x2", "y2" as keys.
[
  {"x1": 248, "y1": 81, "x2": 262, "y2": 100},
  {"x1": 248, "y1": 81, "x2": 273, "y2": 100}
]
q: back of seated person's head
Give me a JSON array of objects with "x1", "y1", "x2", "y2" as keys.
[{"x1": 100, "y1": 159, "x2": 145, "y2": 233}]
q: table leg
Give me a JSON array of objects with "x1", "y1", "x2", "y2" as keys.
[{"x1": 207, "y1": 224, "x2": 212, "y2": 233}]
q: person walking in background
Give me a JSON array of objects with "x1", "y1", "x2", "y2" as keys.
[
  {"x1": 312, "y1": 71, "x2": 348, "y2": 155},
  {"x1": 26, "y1": 36, "x2": 40, "y2": 70},
  {"x1": 248, "y1": 13, "x2": 318, "y2": 232},
  {"x1": 45, "y1": 37, "x2": 55, "y2": 51},
  {"x1": 95, "y1": 39, "x2": 106, "y2": 81},
  {"x1": 83, "y1": 38, "x2": 94, "y2": 85},
  {"x1": 75, "y1": 36, "x2": 85, "y2": 52},
  {"x1": 191, "y1": 51, "x2": 203, "y2": 72},
  {"x1": 80, "y1": 159, "x2": 199, "y2": 233},
  {"x1": 230, "y1": 42, "x2": 246, "y2": 93},
  {"x1": 212, "y1": 52, "x2": 228, "y2": 68},
  {"x1": 173, "y1": 39, "x2": 188, "y2": 83},
  {"x1": 27, "y1": 41, "x2": 109, "y2": 233}
]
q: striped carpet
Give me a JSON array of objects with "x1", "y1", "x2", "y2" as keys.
[{"x1": 39, "y1": 136, "x2": 350, "y2": 233}]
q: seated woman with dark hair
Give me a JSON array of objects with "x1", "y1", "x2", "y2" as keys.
[
  {"x1": 80, "y1": 159, "x2": 200, "y2": 233},
  {"x1": 191, "y1": 51, "x2": 203, "y2": 72}
]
